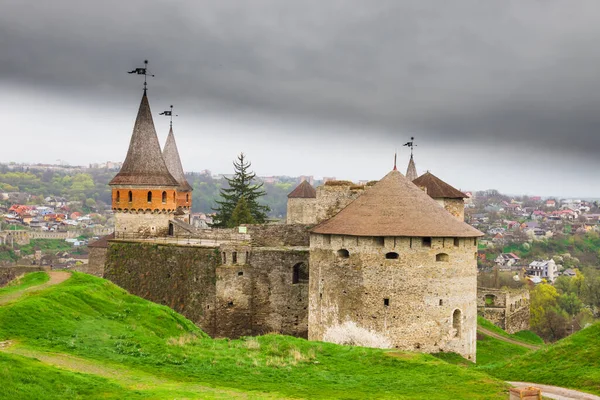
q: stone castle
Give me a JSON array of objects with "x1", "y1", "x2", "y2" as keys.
[{"x1": 90, "y1": 89, "x2": 485, "y2": 361}]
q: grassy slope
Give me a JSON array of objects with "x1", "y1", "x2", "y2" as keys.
[
  {"x1": 0, "y1": 272, "x2": 510, "y2": 399},
  {"x1": 0, "y1": 272, "x2": 49, "y2": 297},
  {"x1": 477, "y1": 316, "x2": 544, "y2": 346},
  {"x1": 485, "y1": 322, "x2": 600, "y2": 396}
]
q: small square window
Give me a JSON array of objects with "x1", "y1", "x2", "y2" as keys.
[{"x1": 384, "y1": 298, "x2": 390, "y2": 307}]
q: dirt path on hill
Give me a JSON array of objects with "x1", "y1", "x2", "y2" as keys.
[
  {"x1": 477, "y1": 326, "x2": 542, "y2": 351},
  {"x1": 1, "y1": 346, "x2": 287, "y2": 399},
  {"x1": 0, "y1": 271, "x2": 71, "y2": 305},
  {"x1": 509, "y1": 382, "x2": 600, "y2": 400}
]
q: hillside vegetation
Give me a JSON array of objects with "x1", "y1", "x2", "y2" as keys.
[
  {"x1": 0, "y1": 272, "x2": 510, "y2": 399},
  {"x1": 484, "y1": 322, "x2": 600, "y2": 396}
]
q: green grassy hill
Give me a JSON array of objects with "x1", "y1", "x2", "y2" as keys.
[
  {"x1": 484, "y1": 322, "x2": 600, "y2": 396},
  {"x1": 0, "y1": 272, "x2": 509, "y2": 399}
]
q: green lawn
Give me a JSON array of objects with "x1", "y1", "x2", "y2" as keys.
[{"x1": 0, "y1": 272, "x2": 510, "y2": 399}]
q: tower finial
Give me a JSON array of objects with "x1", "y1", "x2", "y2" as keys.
[
  {"x1": 160, "y1": 105, "x2": 178, "y2": 127},
  {"x1": 403, "y1": 136, "x2": 416, "y2": 157},
  {"x1": 128, "y1": 59, "x2": 155, "y2": 94},
  {"x1": 393, "y1": 149, "x2": 397, "y2": 170}
]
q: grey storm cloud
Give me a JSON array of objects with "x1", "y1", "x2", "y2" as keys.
[{"x1": 3, "y1": 0, "x2": 600, "y2": 156}]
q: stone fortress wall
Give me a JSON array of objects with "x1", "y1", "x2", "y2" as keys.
[
  {"x1": 477, "y1": 287, "x2": 530, "y2": 334},
  {"x1": 286, "y1": 197, "x2": 316, "y2": 224},
  {"x1": 309, "y1": 234, "x2": 479, "y2": 361},
  {"x1": 102, "y1": 224, "x2": 310, "y2": 339}
]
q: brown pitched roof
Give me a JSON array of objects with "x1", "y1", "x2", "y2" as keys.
[
  {"x1": 88, "y1": 233, "x2": 115, "y2": 249},
  {"x1": 311, "y1": 170, "x2": 482, "y2": 237},
  {"x1": 405, "y1": 155, "x2": 418, "y2": 181},
  {"x1": 162, "y1": 126, "x2": 193, "y2": 192},
  {"x1": 109, "y1": 94, "x2": 179, "y2": 187},
  {"x1": 288, "y1": 181, "x2": 316, "y2": 198},
  {"x1": 412, "y1": 172, "x2": 466, "y2": 199}
]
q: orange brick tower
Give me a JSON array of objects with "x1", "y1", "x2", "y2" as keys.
[
  {"x1": 109, "y1": 92, "x2": 179, "y2": 236},
  {"x1": 162, "y1": 126, "x2": 193, "y2": 223}
]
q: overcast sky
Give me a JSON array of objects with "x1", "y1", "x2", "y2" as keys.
[{"x1": 1, "y1": 0, "x2": 600, "y2": 197}]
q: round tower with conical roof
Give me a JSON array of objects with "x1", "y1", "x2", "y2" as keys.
[
  {"x1": 109, "y1": 93, "x2": 179, "y2": 236},
  {"x1": 308, "y1": 169, "x2": 482, "y2": 361},
  {"x1": 162, "y1": 126, "x2": 193, "y2": 222}
]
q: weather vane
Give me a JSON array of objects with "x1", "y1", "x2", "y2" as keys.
[
  {"x1": 128, "y1": 59, "x2": 155, "y2": 93},
  {"x1": 403, "y1": 136, "x2": 416, "y2": 157},
  {"x1": 159, "y1": 105, "x2": 178, "y2": 127}
]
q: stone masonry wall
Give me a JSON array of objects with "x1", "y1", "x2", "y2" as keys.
[
  {"x1": 286, "y1": 198, "x2": 317, "y2": 225},
  {"x1": 75, "y1": 247, "x2": 106, "y2": 277},
  {"x1": 114, "y1": 212, "x2": 172, "y2": 236},
  {"x1": 441, "y1": 198, "x2": 465, "y2": 221},
  {"x1": 103, "y1": 240, "x2": 309, "y2": 339},
  {"x1": 309, "y1": 234, "x2": 478, "y2": 361},
  {"x1": 246, "y1": 224, "x2": 310, "y2": 247},
  {"x1": 314, "y1": 185, "x2": 364, "y2": 223},
  {"x1": 477, "y1": 287, "x2": 530, "y2": 333},
  {"x1": 104, "y1": 241, "x2": 219, "y2": 336}
]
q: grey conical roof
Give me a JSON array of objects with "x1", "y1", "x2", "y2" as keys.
[
  {"x1": 406, "y1": 155, "x2": 418, "y2": 181},
  {"x1": 109, "y1": 93, "x2": 179, "y2": 187},
  {"x1": 163, "y1": 126, "x2": 193, "y2": 192},
  {"x1": 311, "y1": 170, "x2": 482, "y2": 237}
]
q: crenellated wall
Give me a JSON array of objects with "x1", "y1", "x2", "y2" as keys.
[{"x1": 309, "y1": 233, "x2": 478, "y2": 361}]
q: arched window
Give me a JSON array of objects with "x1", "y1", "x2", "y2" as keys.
[
  {"x1": 292, "y1": 262, "x2": 309, "y2": 284},
  {"x1": 116, "y1": 191, "x2": 120, "y2": 202},
  {"x1": 232, "y1": 251, "x2": 237, "y2": 264},
  {"x1": 385, "y1": 252, "x2": 399, "y2": 260},
  {"x1": 186, "y1": 193, "x2": 189, "y2": 203},
  {"x1": 147, "y1": 191, "x2": 152, "y2": 203},
  {"x1": 162, "y1": 191, "x2": 167, "y2": 203},
  {"x1": 452, "y1": 309, "x2": 462, "y2": 338},
  {"x1": 436, "y1": 253, "x2": 449, "y2": 262},
  {"x1": 337, "y1": 249, "x2": 350, "y2": 258},
  {"x1": 128, "y1": 191, "x2": 133, "y2": 202}
]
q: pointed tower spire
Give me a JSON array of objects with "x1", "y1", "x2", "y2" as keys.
[
  {"x1": 406, "y1": 154, "x2": 418, "y2": 181},
  {"x1": 162, "y1": 126, "x2": 193, "y2": 192},
  {"x1": 109, "y1": 93, "x2": 178, "y2": 186}
]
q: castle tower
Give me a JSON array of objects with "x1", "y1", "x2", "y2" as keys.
[
  {"x1": 308, "y1": 169, "x2": 482, "y2": 361},
  {"x1": 109, "y1": 93, "x2": 179, "y2": 236},
  {"x1": 406, "y1": 154, "x2": 418, "y2": 181},
  {"x1": 286, "y1": 180, "x2": 317, "y2": 224},
  {"x1": 163, "y1": 126, "x2": 193, "y2": 223},
  {"x1": 412, "y1": 172, "x2": 467, "y2": 221}
]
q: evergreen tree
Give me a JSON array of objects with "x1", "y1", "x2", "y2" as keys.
[
  {"x1": 212, "y1": 153, "x2": 270, "y2": 227},
  {"x1": 230, "y1": 196, "x2": 256, "y2": 227}
]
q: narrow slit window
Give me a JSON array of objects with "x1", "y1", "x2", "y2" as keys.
[
  {"x1": 384, "y1": 298, "x2": 390, "y2": 307},
  {"x1": 162, "y1": 191, "x2": 167, "y2": 203},
  {"x1": 116, "y1": 191, "x2": 120, "y2": 202},
  {"x1": 454, "y1": 238, "x2": 459, "y2": 247},
  {"x1": 128, "y1": 191, "x2": 133, "y2": 202},
  {"x1": 147, "y1": 191, "x2": 152, "y2": 203},
  {"x1": 232, "y1": 252, "x2": 237, "y2": 264}
]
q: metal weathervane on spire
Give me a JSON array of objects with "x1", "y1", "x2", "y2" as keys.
[
  {"x1": 159, "y1": 105, "x2": 178, "y2": 127},
  {"x1": 128, "y1": 59, "x2": 155, "y2": 93},
  {"x1": 403, "y1": 136, "x2": 416, "y2": 157}
]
